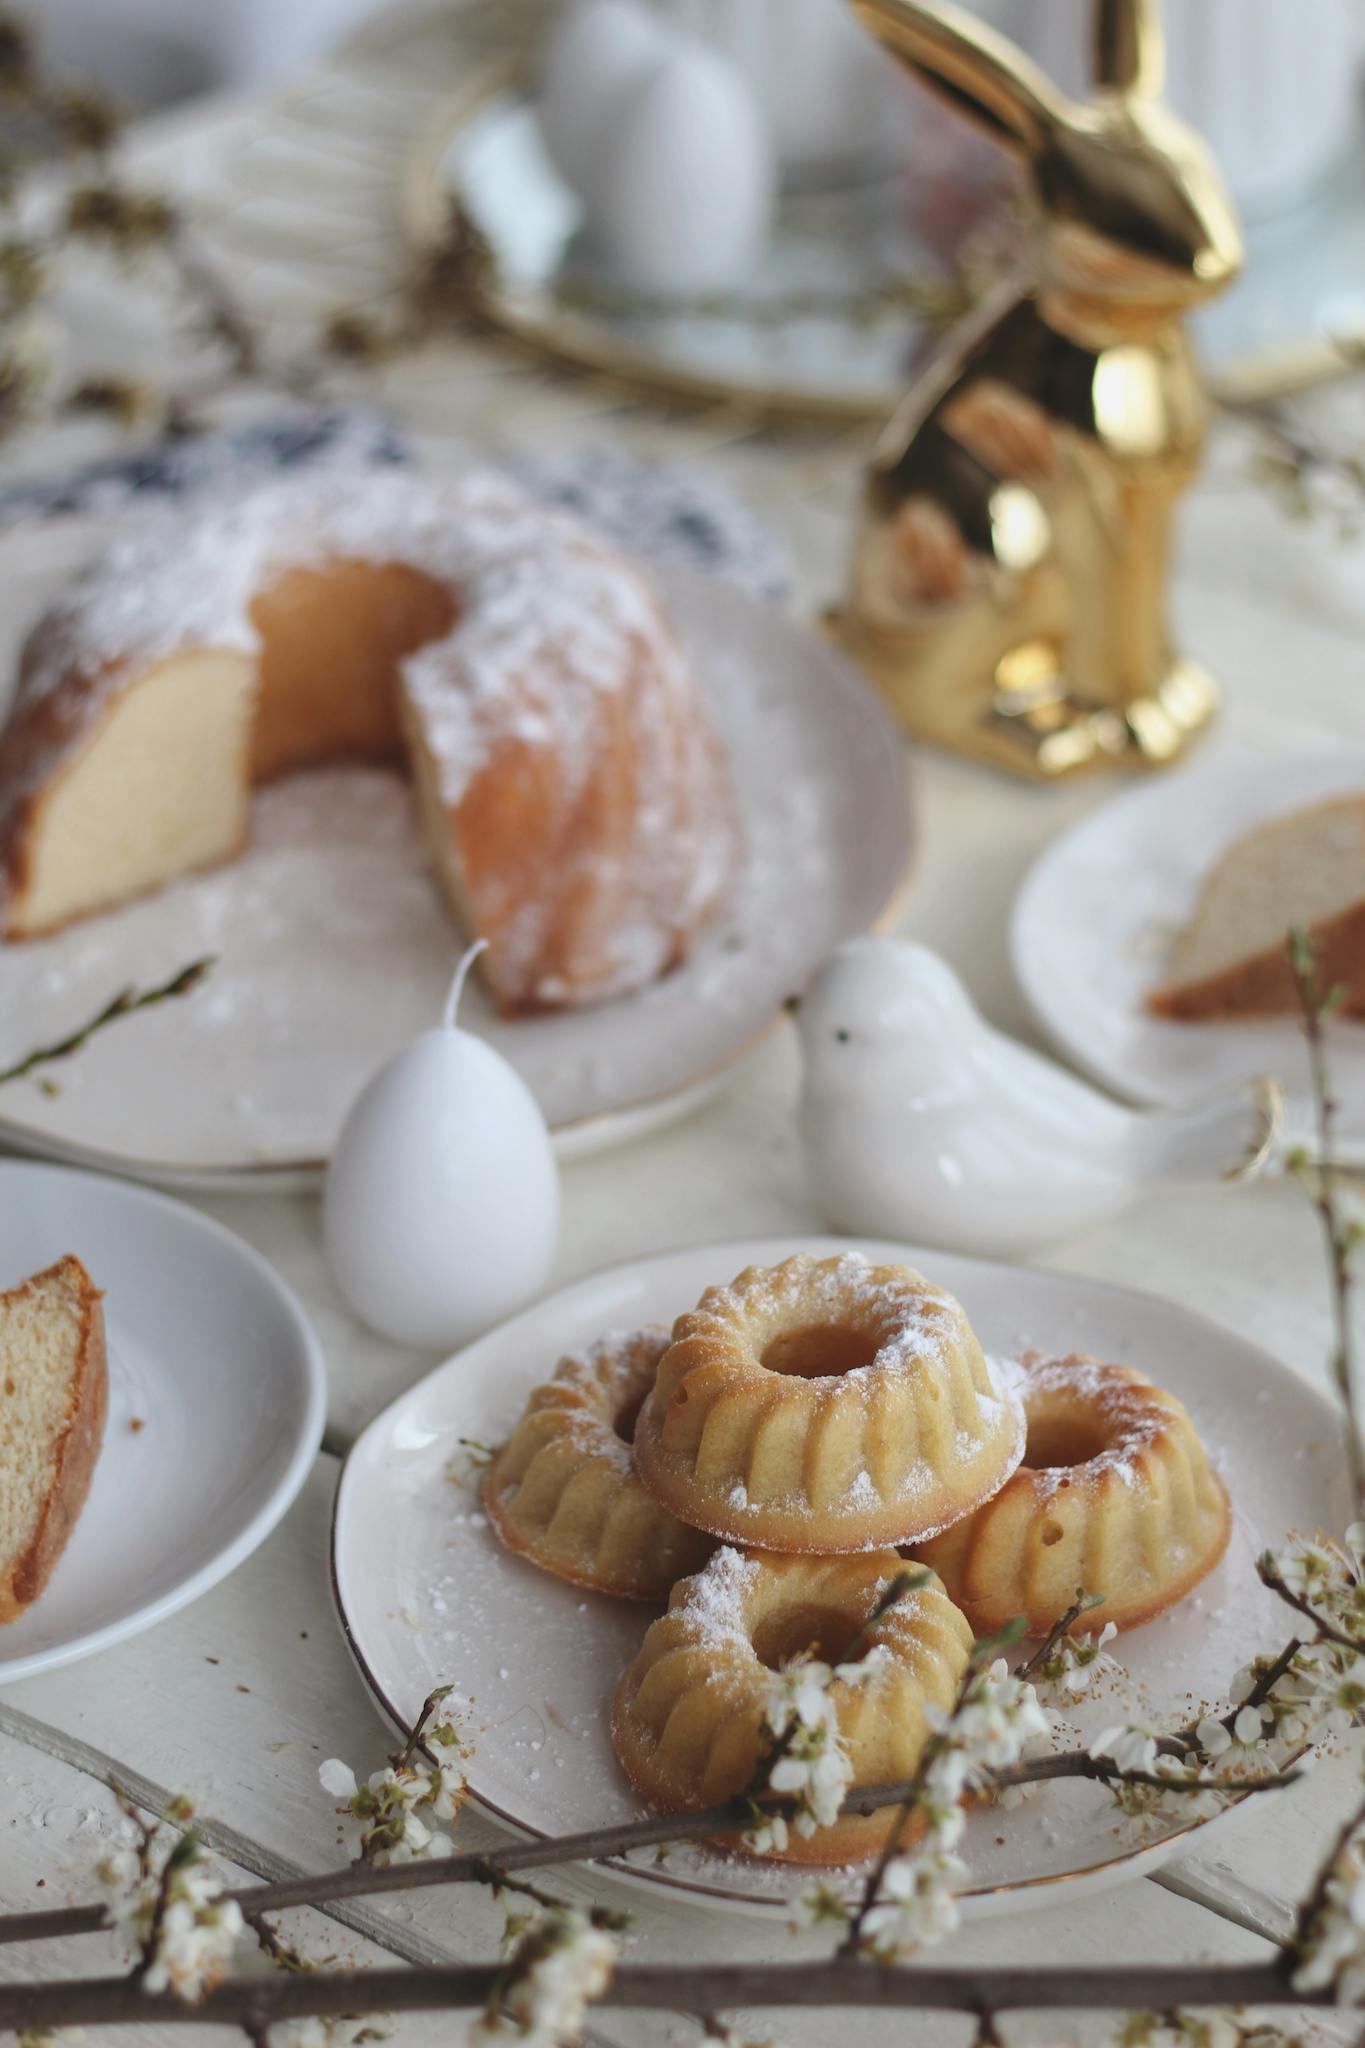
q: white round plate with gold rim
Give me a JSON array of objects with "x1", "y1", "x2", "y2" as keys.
[
  {"x1": 0, "y1": 523, "x2": 911, "y2": 1190},
  {"x1": 0, "y1": 1160, "x2": 325, "y2": 1683},
  {"x1": 331, "y1": 1233, "x2": 1346, "y2": 1920},
  {"x1": 1011, "y1": 752, "x2": 1365, "y2": 1146}
]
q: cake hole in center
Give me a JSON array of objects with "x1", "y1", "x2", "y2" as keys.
[
  {"x1": 752, "y1": 1603, "x2": 862, "y2": 1671},
  {"x1": 1025, "y1": 1413, "x2": 1109, "y2": 1469},
  {"x1": 761, "y1": 1323, "x2": 880, "y2": 1379},
  {"x1": 613, "y1": 1388, "x2": 649, "y2": 1444}
]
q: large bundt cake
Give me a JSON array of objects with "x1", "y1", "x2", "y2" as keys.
[
  {"x1": 611, "y1": 1546, "x2": 973, "y2": 1863},
  {"x1": 631, "y1": 1253, "x2": 1024, "y2": 1553},
  {"x1": 0, "y1": 469, "x2": 738, "y2": 1011},
  {"x1": 915, "y1": 1352, "x2": 1231, "y2": 1634},
  {"x1": 484, "y1": 1326, "x2": 715, "y2": 1601}
]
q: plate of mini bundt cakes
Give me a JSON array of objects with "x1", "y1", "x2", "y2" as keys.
[
  {"x1": 332, "y1": 1235, "x2": 1350, "y2": 1917},
  {"x1": 0, "y1": 470, "x2": 911, "y2": 1186}
]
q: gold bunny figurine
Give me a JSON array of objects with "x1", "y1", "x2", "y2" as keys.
[{"x1": 829, "y1": 0, "x2": 1242, "y2": 777}]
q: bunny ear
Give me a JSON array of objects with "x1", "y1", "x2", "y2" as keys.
[
  {"x1": 1093, "y1": 0, "x2": 1165, "y2": 97},
  {"x1": 849, "y1": 0, "x2": 1066, "y2": 160}
]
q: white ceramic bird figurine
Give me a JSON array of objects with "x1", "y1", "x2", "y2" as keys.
[{"x1": 794, "y1": 938, "x2": 1282, "y2": 1258}]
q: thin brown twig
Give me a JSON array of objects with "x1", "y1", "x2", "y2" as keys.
[
  {"x1": 1288, "y1": 928, "x2": 1365, "y2": 1516},
  {"x1": 0, "y1": 1742, "x2": 1296, "y2": 1952},
  {"x1": 0, "y1": 955, "x2": 214, "y2": 1088},
  {"x1": 1014, "y1": 1594, "x2": 1099, "y2": 1680},
  {"x1": 836, "y1": 1657, "x2": 975, "y2": 1962},
  {"x1": 0, "y1": 1954, "x2": 1314, "y2": 2034},
  {"x1": 1257, "y1": 1560, "x2": 1365, "y2": 1654}
]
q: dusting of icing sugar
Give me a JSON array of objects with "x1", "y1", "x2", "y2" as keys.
[
  {"x1": 1014, "y1": 1353, "x2": 1171, "y2": 1494},
  {"x1": 1, "y1": 467, "x2": 741, "y2": 1004},
  {"x1": 678, "y1": 1546, "x2": 761, "y2": 1652},
  {"x1": 516, "y1": 1325, "x2": 670, "y2": 1470}
]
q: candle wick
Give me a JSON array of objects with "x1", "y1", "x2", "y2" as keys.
[{"x1": 442, "y1": 939, "x2": 490, "y2": 1029}]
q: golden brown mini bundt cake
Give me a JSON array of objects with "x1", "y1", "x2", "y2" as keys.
[
  {"x1": 915, "y1": 1353, "x2": 1231, "y2": 1634},
  {"x1": 611, "y1": 1546, "x2": 973, "y2": 1863},
  {"x1": 631, "y1": 1253, "x2": 1024, "y2": 1554},
  {"x1": 0, "y1": 470, "x2": 739, "y2": 1012},
  {"x1": 483, "y1": 1327, "x2": 715, "y2": 1601}
]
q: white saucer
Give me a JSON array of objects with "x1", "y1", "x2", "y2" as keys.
[
  {"x1": 1011, "y1": 752, "x2": 1365, "y2": 1139},
  {"x1": 332, "y1": 1234, "x2": 1347, "y2": 1919},
  {"x1": 0, "y1": 1161, "x2": 325, "y2": 1682},
  {"x1": 0, "y1": 526, "x2": 911, "y2": 1188}
]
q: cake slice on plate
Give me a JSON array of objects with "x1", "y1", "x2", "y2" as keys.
[
  {"x1": 0, "y1": 1255, "x2": 108, "y2": 1623},
  {"x1": 1149, "y1": 794, "x2": 1365, "y2": 1021}
]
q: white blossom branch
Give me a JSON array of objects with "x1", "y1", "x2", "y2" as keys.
[{"x1": 0, "y1": 1744, "x2": 1298, "y2": 1953}]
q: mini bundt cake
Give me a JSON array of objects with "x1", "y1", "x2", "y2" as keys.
[
  {"x1": 0, "y1": 1255, "x2": 108, "y2": 1623},
  {"x1": 631, "y1": 1253, "x2": 1024, "y2": 1553},
  {"x1": 0, "y1": 469, "x2": 738, "y2": 1012},
  {"x1": 915, "y1": 1353, "x2": 1231, "y2": 1634},
  {"x1": 611, "y1": 1546, "x2": 973, "y2": 1863},
  {"x1": 483, "y1": 1326, "x2": 715, "y2": 1601}
]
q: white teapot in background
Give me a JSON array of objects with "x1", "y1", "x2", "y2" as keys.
[
  {"x1": 793, "y1": 939, "x2": 1282, "y2": 1259},
  {"x1": 536, "y1": 0, "x2": 774, "y2": 295}
]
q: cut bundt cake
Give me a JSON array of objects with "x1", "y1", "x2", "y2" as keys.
[
  {"x1": 484, "y1": 1326, "x2": 715, "y2": 1601},
  {"x1": 0, "y1": 1255, "x2": 108, "y2": 1623},
  {"x1": 0, "y1": 470, "x2": 739, "y2": 1012},
  {"x1": 1149, "y1": 794, "x2": 1365, "y2": 1021},
  {"x1": 915, "y1": 1353, "x2": 1231, "y2": 1634},
  {"x1": 611, "y1": 1546, "x2": 974, "y2": 1863},
  {"x1": 631, "y1": 1253, "x2": 1024, "y2": 1553}
]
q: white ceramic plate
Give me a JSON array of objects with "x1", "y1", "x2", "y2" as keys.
[
  {"x1": 0, "y1": 1160, "x2": 326, "y2": 1682},
  {"x1": 0, "y1": 522, "x2": 911, "y2": 1188},
  {"x1": 332, "y1": 1234, "x2": 1348, "y2": 1919},
  {"x1": 1012, "y1": 752, "x2": 1365, "y2": 1139}
]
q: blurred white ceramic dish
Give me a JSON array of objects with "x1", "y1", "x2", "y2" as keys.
[
  {"x1": 0, "y1": 1161, "x2": 325, "y2": 1682},
  {"x1": 1011, "y1": 753, "x2": 1365, "y2": 1152}
]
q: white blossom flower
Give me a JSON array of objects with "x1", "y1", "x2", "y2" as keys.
[
  {"x1": 1294, "y1": 1830, "x2": 1365, "y2": 2004},
  {"x1": 744, "y1": 1812, "x2": 789, "y2": 1858},
  {"x1": 471, "y1": 1908, "x2": 618, "y2": 2045},
  {"x1": 323, "y1": 1704, "x2": 472, "y2": 1865},
  {"x1": 795, "y1": 1878, "x2": 853, "y2": 1929},
  {"x1": 96, "y1": 1819, "x2": 243, "y2": 2003},
  {"x1": 860, "y1": 1848, "x2": 968, "y2": 1960},
  {"x1": 140, "y1": 1877, "x2": 244, "y2": 2000},
  {"x1": 1089, "y1": 1724, "x2": 1159, "y2": 1775},
  {"x1": 1195, "y1": 1717, "x2": 1231, "y2": 1759},
  {"x1": 855, "y1": 1659, "x2": 1050, "y2": 1959},
  {"x1": 743, "y1": 1651, "x2": 865, "y2": 1850},
  {"x1": 1034, "y1": 1621, "x2": 1120, "y2": 1699}
]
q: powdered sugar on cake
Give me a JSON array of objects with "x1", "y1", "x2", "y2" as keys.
[{"x1": 0, "y1": 467, "x2": 741, "y2": 1003}]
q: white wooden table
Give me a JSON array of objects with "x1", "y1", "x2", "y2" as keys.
[{"x1": 4, "y1": 9, "x2": 1365, "y2": 2042}]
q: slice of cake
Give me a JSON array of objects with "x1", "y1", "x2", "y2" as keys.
[
  {"x1": 1149, "y1": 795, "x2": 1365, "y2": 1022},
  {"x1": 0, "y1": 1255, "x2": 108, "y2": 1623}
]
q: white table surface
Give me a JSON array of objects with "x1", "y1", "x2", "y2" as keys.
[{"x1": 3, "y1": 8, "x2": 1365, "y2": 2043}]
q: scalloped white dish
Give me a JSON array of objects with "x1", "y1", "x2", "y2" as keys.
[
  {"x1": 0, "y1": 1161, "x2": 325, "y2": 1682},
  {"x1": 0, "y1": 529, "x2": 911, "y2": 1188},
  {"x1": 332, "y1": 1234, "x2": 1347, "y2": 1920},
  {"x1": 1011, "y1": 752, "x2": 1365, "y2": 1142}
]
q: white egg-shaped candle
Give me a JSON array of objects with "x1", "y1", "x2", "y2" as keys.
[
  {"x1": 537, "y1": 0, "x2": 668, "y2": 196},
  {"x1": 588, "y1": 40, "x2": 774, "y2": 294},
  {"x1": 324, "y1": 944, "x2": 560, "y2": 1349}
]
